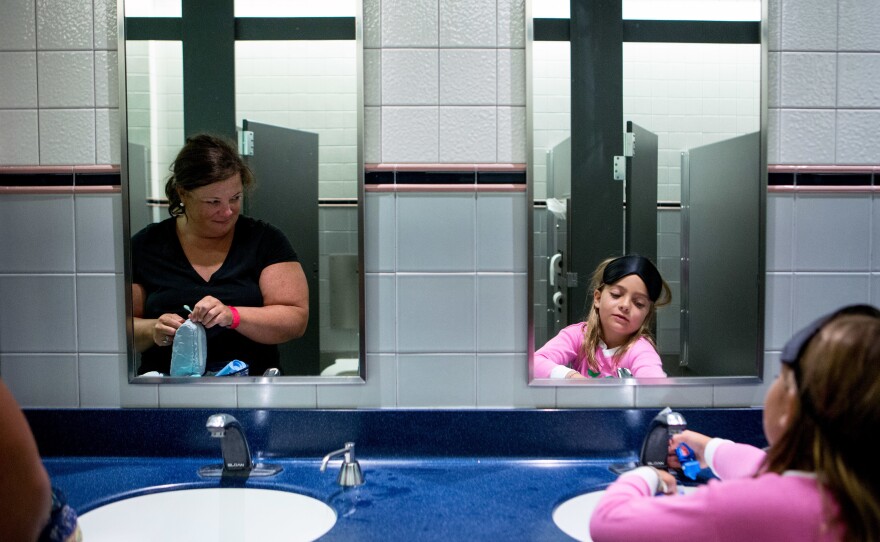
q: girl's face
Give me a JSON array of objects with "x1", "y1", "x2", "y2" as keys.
[
  {"x1": 179, "y1": 173, "x2": 243, "y2": 238},
  {"x1": 763, "y1": 365, "x2": 798, "y2": 446},
  {"x1": 593, "y1": 274, "x2": 651, "y2": 348}
]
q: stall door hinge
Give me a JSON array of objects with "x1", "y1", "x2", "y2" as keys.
[
  {"x1": 613, "y1": 155, "x2": 626, "y2": 181},
  {"x1": 623, "y1": 131, "x2": 635, "y2": 157},
  {"x1": 239, "y1": 130, "x2": 254, "y2": 156}
]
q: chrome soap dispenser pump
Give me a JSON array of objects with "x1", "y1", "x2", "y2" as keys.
[{"x1": 639, "y1": 407, "x2": 687, "y2": 468}]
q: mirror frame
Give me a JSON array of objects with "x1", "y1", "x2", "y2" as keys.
[
  {"x1": 526, "y1": 0, "x2": 768, "y2": 386},
  {"x1": 118, "y1": 0, "x2": 366, "y2": 384}
]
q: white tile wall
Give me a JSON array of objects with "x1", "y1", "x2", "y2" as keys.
[{"x1": 1, "y1": 0, "x2": 879, "y2": 410}]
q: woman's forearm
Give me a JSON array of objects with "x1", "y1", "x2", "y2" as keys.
[
  {"x1": 133, "y1": 316, "x2": 159, "y2": 352},
  {"x1": 231, "y1": 304, "x2": 308, "y2": 344}
]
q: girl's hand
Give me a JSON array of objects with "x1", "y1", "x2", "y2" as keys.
[
  {"x1": 670, "y1": 430, "x2": 712, "y2": 469},
  {"x1": 189, "y1": 296, "x2": 235, "y2": 329},
  {"x1": 655, "y1": 468, "x2": 678, "y2": 495},
  {"x1": 153, "y1": 312, "x2": 185, "y2": 346},
  {"x1": 565, "y1": 370, "x2": 586, "y2": 379}
]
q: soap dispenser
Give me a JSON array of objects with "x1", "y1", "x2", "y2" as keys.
[{"x1": 639, "y1": 407, "x2": 687, "y2": 468}]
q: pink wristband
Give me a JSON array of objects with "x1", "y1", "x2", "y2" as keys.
[{"x1": 228, "y1": 306, "x2": 240, "y2": 329}]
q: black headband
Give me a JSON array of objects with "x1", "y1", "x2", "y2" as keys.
[
  {"x1": 602, "y1": 255, "x2": 663, "y2": 302},
  {"x1": 781, "y1": 303, "x2": 880, "y2": 370}
]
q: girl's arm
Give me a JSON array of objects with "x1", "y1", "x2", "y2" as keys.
[
  {"x1": 533, "y1": 325, "x2": 583, "y2": 378},
  {"x1": 626, "y1": 340, "x2": 667, "y2": 377}
]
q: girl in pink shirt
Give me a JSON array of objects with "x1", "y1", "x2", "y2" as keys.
[
  {"x1": 590, "y1": 304, "x2": 880, "y2": 542},
  {"x1": 534, "y1": 254, "x2": 671, "y2": 379}
]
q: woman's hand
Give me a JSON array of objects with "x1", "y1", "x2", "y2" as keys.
[
  {"x1": 153, "y1": 312, "x2": 185, "y2": 346},
  {"x1": 188, "y1": 296, "x2": 235, "y2": 329},
  {"x1": 668, "y1": 430, "x2": 712, "y2": 469}
]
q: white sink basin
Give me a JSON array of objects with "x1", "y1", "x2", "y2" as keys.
[
  {"x1": 78, "y1": 487, "x2": 336, "y2": 542},
  {"x1": 553, "y1": 486, "x2": 697, "y2": 541}
]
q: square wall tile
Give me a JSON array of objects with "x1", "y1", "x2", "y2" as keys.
[
  {"x1": 381, "y1": 0, "x2": 438, "y2": 47},
  {"x1": 836, "y1": 110, "x2": 880, "y2": 165},
  {"x1": 792, "y1": 273, "x2": 871, "y2": 330},
  {"x1": 364, "y1": 49, "x2": 381, "y2": 106},
  {"x1": 39, "y1": 109, "x2": 96, "y2": 165},
  {"x1": 497, "y1": 0, "x2": 525, "y2": 48},
  {"x1": 96, "y1": 108, "x2": 121, "y2": 165},
  {"x1": 381, "y1": 106, "x2": 439, "y2": 163},
  {"x1": 397, "y1": 193, "x2": 475, "y2": 272},
  {"x1": 778, "y1": 109, "x2": 835, "y2": 164},
  {"x1": 837, "y1": 54, "x2": 880, "y2": 108},
  {"x1": 317, "y1": 353, "x2": 398, "y2": 408},
  {"x1": 0, "y1": 195, "x2": 75, "y2": 273},
  {"x1": 635, "y1": 384, "x2": 714, "y2": 407},
  {"x1": 365, "y1": 273, "x2": 397, "y2": 353},
  {"x1": 38, "y1": 51, "x2": 95, "y2": 108},
  {"x1": 793, "y1": 194, "x2": 871, "y2": 271},
  {"x1": 839, "y1": 0, "x2": 880, "y2": 51},
  {"x1": 37, "y1": 0, "x2": 94, "y2": 50},
  {"x1": 237, "y1": 384, "x2": 318, "y2": 408},
  {"x1": 79, "y1": 354, "x2": 123, "y2": 407},
  {"x1": 158, "y1": 383, "x2": 238, "y2": 408},
  {"x1": 767, "y1": 193, "x2": 793, "y2": 271},
  {"x1": 76, "y1": 274, "x2": 125, "y2": 353},
  {"x1": 0, "y1": 52, "x2": 37, "y2": 108},
  {"x1": 0, "y1": 354, "x2": 79, "y2": 407},
  {"x1": 93, "y1": 0, "x2": 118, "y2": 50},
  {"x1": 767, "y1": 52, "x2": 780, "y2": 108},
  {"x1": 440, "y1": 49, "x2": 497, "y2": 105},
  {"x1": 0, "y1": 0, "x2": 36, "y2": 50},
  {"x1": 0, "y1": 110, "x2": 39, "y2": 165},
  {"x1": 365, "y1": 106, "x2": 382, "y2": 164},
  {"x1": 440, "y1": 0, "x2": 496, "y2": 47},
  {"x1": 0, "y1": 276, "x2": 77, "y2": 352},
  {"x1": 765, "y1": 273, "x2": 793, "y2": 351},
  {"x1": 497, "y1": 106, "x2": 526, "y2": 163},
  {"x1": 780, "y1": 52, "x2": 835, "y2": 108},
  {"x1": 397, "y1": 274, "x2": 475, "y2": 352},
  {"x1": 767, "y1": 107, "x2": 780, "y2": 165},
  {"x1": 476, "y1": 274, "x2": 527, "y2": 352},
  {"x1": 95, "y1": 51, "x2": 119, "y2": 108},
  {"x1": 779, "y1": 0, "x2": 837, "y2": 51},
  {"x1": 476, "y1": 192, "x2": 527, "y2": 272},
  {"x1": 119, "y1": 374, "x2": 159, "y2": 408},
  {"x1": 874, "y1": 197, "x2": 880, "y2": 271},
  {"x1": 556, "y1": 384, "x2": 635, "y2": 408},
  {"x1": 439, "y1": 106, "x2": 497, "y2": 162},
  {"x1": 477, "y1": 353, "x2": 555, "y2": 407},
  {"x1": 497, "y1": 49, "x2": 525, "y2": 106},
  {"x1": 364, "y1": 0, "x2": 381, "y2": 49},
  {"x1": 365, "y1": 192, "x2": 396, "y2": 272},
  {"x1": 382, "y1": 49, "x2": 438, "y2": 106},
  {"x1": 75, "y1": 194, "x2": 124, "y2": 272},
  {"x1": 398, "y1": 354, "x2": 476, "y2": 407}
]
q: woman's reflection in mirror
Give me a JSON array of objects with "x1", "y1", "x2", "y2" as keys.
[
  {"x1": 533, "y1": 254, "x2": 672, "y2": 379},
  {"x1": 130, "y1": 134, "x2": 309, "y2": 376}
]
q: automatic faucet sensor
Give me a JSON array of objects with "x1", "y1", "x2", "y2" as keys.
[{"x1": 639, "y1": 407, "x2": 687, "y2": 468}]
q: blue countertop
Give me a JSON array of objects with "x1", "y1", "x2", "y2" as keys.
[{"x1": 28, "y1": 408, "x2": 766, "y2": 541}]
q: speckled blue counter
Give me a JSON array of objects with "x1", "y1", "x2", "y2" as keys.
[{"x1": 28, "y1": 408, "x2": 766, "y2": 541}]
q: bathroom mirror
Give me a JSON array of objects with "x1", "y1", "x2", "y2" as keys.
[
  {"x1": 528, "y1": 0, "x2": 766, "y2": 382},
  {"x1": 119, "y1": 0, "x2": 364, "y2": 381}
]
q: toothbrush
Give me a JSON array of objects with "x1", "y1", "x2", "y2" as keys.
[{"x1": 184, "y1": 304, "x2": 193, "y2": 314}]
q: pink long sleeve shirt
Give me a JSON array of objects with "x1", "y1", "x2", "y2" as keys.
[
  {"x1": 533, "y1": 323, "x2": 666, "y2": 378},
  {"x1": 590, "y1": 439, "x2": 842, "y2": 542}
]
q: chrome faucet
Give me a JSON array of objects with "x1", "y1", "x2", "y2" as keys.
[
  {"x1": 199, "y1": 413, "x2": 282, "y2": 478},
  {"x1": 321, "y1": 442, "x2": 364, "y2": 487},
  {"x1": 639, "y1": 407, "x2": 687, "y2": 468}
]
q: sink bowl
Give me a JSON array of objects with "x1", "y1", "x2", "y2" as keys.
[
  {"x1": 553, "y1": 486, "x2": 697, "y2": 541},
  {"x1": 78, "y1": 487, "x2": 336, "y2": 542}
]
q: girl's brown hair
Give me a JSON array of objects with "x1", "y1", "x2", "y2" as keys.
[
  {"x1": 763, "y1": 314, "x2": 880, "y2": 541},
  {"x1": 575, "y1": 257, "x2": 671, "y2": 374},
  {"x1": 164, "y1": 134, "x2": 255, "y2": 217}
]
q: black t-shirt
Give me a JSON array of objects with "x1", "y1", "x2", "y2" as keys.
[{"x1": 131, "y1": 215, "x2": 298, "y2": 376}]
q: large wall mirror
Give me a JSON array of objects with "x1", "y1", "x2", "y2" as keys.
[
  {"x1": 528, "y1": 0, "x2": 766, "y2": 383},
  {"x1": 120, "y1": 0, "x2": 364, "y2": 382}
]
